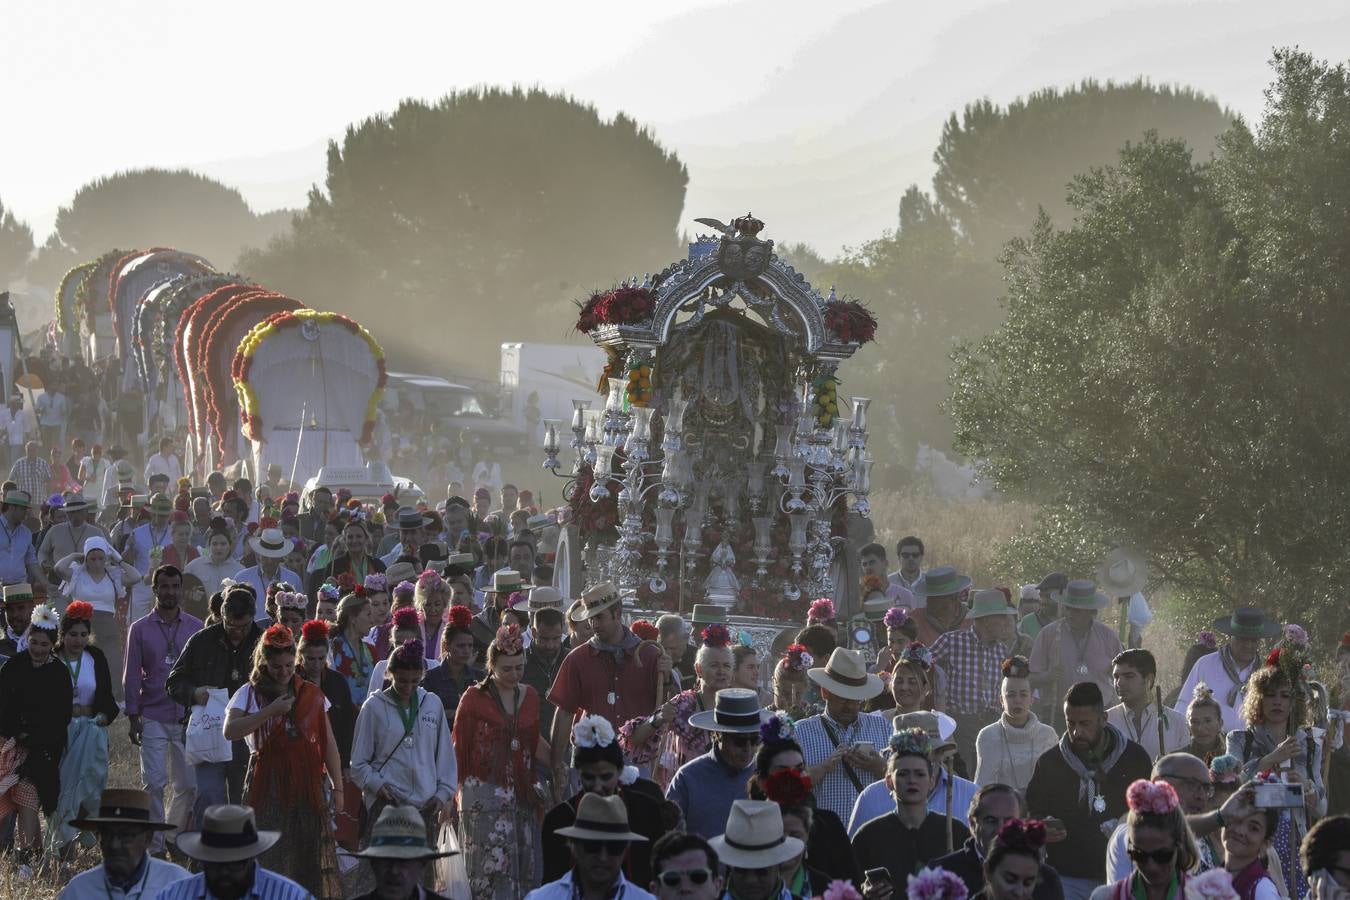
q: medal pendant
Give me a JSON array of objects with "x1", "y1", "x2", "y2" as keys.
[
  {"x1": 231, "y1": 669, "x2": 239, "y2": 681},
  {"x1": 164, "y1": 654, "x2": 174, "y2": 666},
  {"x1": 1092, "y1": 794, "x2": 1106, "y2": 813},
  {"x1": 1077, "y1": 664, "x2": 1089, "y2": 676},
  {"x1": 510, "y1": 738, "x2": 521, "y2": 751},
  {"x1": 403, "y1": 735, "x2": 414, "y2": 748},
  {"x1": 606, "y1": 691, "x2": 616, "y2": 705}
]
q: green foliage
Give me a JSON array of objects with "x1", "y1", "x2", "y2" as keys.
[
  {"x1": 27, "y1": 169, "x2": 278, "y2": 285},
  {"x1": 0, "y1": 195, "x2": 34, "y2": 283},
  {"x1": 949, "y1": 50, "x2": 1350, "y2": 646},
  {"x1": 241, "y1": 87, "x2": 687, "y2": 373}
]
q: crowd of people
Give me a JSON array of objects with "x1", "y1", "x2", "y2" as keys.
[{"x1": 0, "y1": 438, "x2": 1346, "y2": 900}]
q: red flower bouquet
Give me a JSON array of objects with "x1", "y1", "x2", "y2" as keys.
[
  {"x1": 823, "y1": 299, "x2": 878, "y2": 344},
  {"x1": 576, "y1": 286, "x2": 657, "y2": 333}
]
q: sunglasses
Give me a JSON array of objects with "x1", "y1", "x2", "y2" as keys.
[
  {"x1": 1127, "y1": 846, "x2": 1177, "y2": 865},
  {"x1": 658, "y1": 868, "x2": 713, "y2": 886},
  {"x1": 724, "y1": 733, "x2": 762, "y2": 748},
  {"x1": 578, "y1": 840, "x2": 628, "y2": 856}
]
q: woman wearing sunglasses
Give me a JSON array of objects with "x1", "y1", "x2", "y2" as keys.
[{"x1": 1089, "y1": 780, "x2": 1200, "y2": 900}]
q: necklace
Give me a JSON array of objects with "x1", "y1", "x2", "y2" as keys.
[
  {"x1": 389, "y1": 687, "x2": 420, "y2": 748},
  {"x1": 62, "y1": 650, "x2": 84, "y2": 691},
  {"x1": 1067, "y1": 623, "x2": 1093, "y2": 677},
  {"x1": 491, "y1": 681, "x2": 524, "y2": 752}
]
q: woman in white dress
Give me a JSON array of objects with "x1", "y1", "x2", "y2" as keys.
[{"x1": 974, "y1": 656, "x2": 1058, "y2": 791}]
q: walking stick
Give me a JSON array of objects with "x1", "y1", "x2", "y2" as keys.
[
  {"x1": 944, "y1": 758, "x2": 955, "y2": 852},
  {"x1": 1156, "y1": 686, "x2": 1166, "y2": 755}
]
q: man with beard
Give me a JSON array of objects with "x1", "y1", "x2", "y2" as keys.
[
  {"x1": 524, "y1": 602, "x2": 567, "y2": 740},
  {"x1": 157, "y1": 805, "x2": 308, "y2": 900},
  {"x1": 124, "y1": 564, "x2": 203, "y2": 855},
  {"x1": 59, "y1": 789, "x2": 189, "y2": 899},
  {"x1": 1026, "y1": 681, "x2": 1152, "y2": 900},
  {"x1": 667, "y1": 689, "x2": 766, "y2": 839}
]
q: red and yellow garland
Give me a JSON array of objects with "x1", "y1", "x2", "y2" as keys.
[{"x1": 233, "y1": 309, "x2": 387, "y2": 446}]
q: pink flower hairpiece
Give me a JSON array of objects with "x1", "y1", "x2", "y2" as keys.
[
  {"x1": 907, "y1": 867, "x2": 968, "y2": 900},
  {"x1": 1209, "y1": 754, "x2": 1241, "y2": 784},
  {"x1": 824, "y1": 882, "x2": 863, "y2": 900},
  {"x1": 1196, "y1": 630, "x2": 1218, "y2": 650},
  {"x1": 389, "y1": 638, "x2": 425, "y2": 668},
  {"x1": 276, "y1": 591, "x2": 307, "y2": 611},
  {"x1": 883, "y1": 607, "x2": 912, "y2": 629},
  {"x1": 318, "y1": 583, "x2": 340, "y2": 601},
  {"x1": 417, "y1": 568, "x2": 444, "y2": 589},
  {"x1": 391, "y1": 607, "x2": 423, "y2": 630},
  {"x1": 363, "y1": 573, "x2": 388, "y2": 593},
  {"x1": 1184, "y1": 868, "x2": 1239, "y2": 900},
  {"x1": 1126, "y1": 779, "x2": 1180, "y2": 815},
  {"x1": 507, "y1": 590, "x2": 530, "y2": 609},
  {"x1": 808, "y1": 598, "x2": 836, "y2": 623},
  {"x1": 1283, "y1": 623, "x2": 1308, "y2": 646},
  {"x1": 494, "y1": 624, "x2": 524, "y2": 655}
]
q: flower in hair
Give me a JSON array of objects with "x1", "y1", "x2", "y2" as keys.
[
  {"x1": 29, "y1": 604, "x2": 60, "y2": 632},
  {"x1": 390, "y1": 638, "x2": 426, "y2": 668},
  {"x1": 393, "y1": 580, "x2": 416, "y2": 598},
  {"x1": 1192, "y1": 682, "x2": 1215, "y2": 703},
  {"x1": 861, "y1": 574, "x2": 888, "y2": 596},
  {"x1": 494, "y1": 624, "x2": 524, "y2": 655},
  {"x1": 701, "y1": 624, "x2": 731, "y2": 648},
  {"x1": 899, "y1": 642, "x2": 934, "y2": 671},
  {"x1": 883, "y1": 607, "x2": 912, "y2": 629},
  {"x1": 417, "y1": 568, "x2": 444, "y2": 589},
  {"x1": 276, "y1": 591, "x2": 307, "y2": 611},
  {"x1": 995, "y1": 818, "x2": 1047, "y2": 852},
  {"x1": 1196, "y1": 630, "x2": 1218, "y2": 650},
  {"x1": 807, "y1": 598, "x2": 836, "y2": 624},
  {"x1": 737, "y1": 629, "x2": 754, "y2": 649},
  {"x1": 1282, "y1": 623, "x2": 1308, "y2": 647},
  {"x1": 507, "y1": 591, "x2": 530, "y2": 610},
  {"x1": 824, "y1": 882, "x2": 863, "y2": 900},
  {"x1": 1001, "y1": 655, "x2": 1031, "y2": 679},
  {"x1": 890, "y1": 727, "x2": 933, "y2": 759},
  {"x1": 572, "y1": 714, "x2": 615, "y2": 749},
  {"x1": 262, "y1": 623, "x2": 295, "y2": 648},
  {"x1": 300, "y1": 620, "x2": 330, "y2": 643},
  {"x1": 907, "y1": 866, "x2": 969, "y2": 900},
  {"x1": 447, "y1": 606, "x2": 473, "y2": 630},
  {"x1": 1341, "y1": 630, "x2": 1350, "y2": 650},
  {"x1": 1184, "y1": 867, "x2": 1239, "y2": 900},
  {"x1": 364, "y1": 573, "x2": 388, "y2": 594},
  {"x1": 760, "y1": 713, "x2": 795, "y2": 746},
  {"x1": 619, "y1": 765, "x2": 639, "y2": 786},
  {"x1": 762, "y1": 768, "x2": 813, "y2": 807},
  {"x1": 318, "y1": 583, "x2": 341, "y2": 601},
  {"x1": 1209, "y1": 754, "x2": 1241, "y2": 784},
  {"x1": 63, "y1": 600, "x2": 94, "y2": 622},
  {"x1": 631, "y1": 619, "x2": 659, "y2": 642},
  {"x1": 392, "y1": 607, "x2": 423, "y2": 631},
  {"x1": 783, "y1": 643, "x2": 813, "y2": 672},
  {"x1": 1126, "y1": 779, "x2": 1180, "y2": 815}
]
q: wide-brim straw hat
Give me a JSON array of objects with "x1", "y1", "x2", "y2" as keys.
[
  {"x1": 1212, "y1": 607, "x2": 1280, "y2": 639},
  {"x1": 807, "y1": 647, "x2": 884, "y2": 701},
  {"x1": 1097, "y1": 547, "x2": 1148, "y2": 598},
  {"x1": 553, "y1": 794, "x2": 647, "y2": 843},
  {"x1": 248, "y1": 527, "x2": 292, "y2": 560},
  {"x1": 69, "y1": 788, "x2": 176, "y2": 831},
  {"x1": 688, "y1": 688, "x2": 768, "y2": 733},
  {"x1": 1061, "y1": 579, "x2": 1109, "y2": 610},
  {"x1": 964, "y1": 589, "x2": 1018, "y2": 620},
  {"x1": 353, "y1": 804, "x2": 458, "y2": 860},
  {"x1": 528, "y1": 586, "x2": 564, "y2": 611},
  {"x1": 709, "y1": 800, "x2": 804, "y2": 869},
  {"x1": 570, "y1": 581, "x2": 621, "y2": 622},
  {"x1": 176, "y1": 805, "x2": 280, "y2": 863},
  {"x1": 490, "y1": 568, "x2": 533, "y2": 595}
]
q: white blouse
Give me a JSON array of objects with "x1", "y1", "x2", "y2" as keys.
[
  {"x1": 62, "y1": 650, "x2": 97, "y2": 708},
  {"x1": 65, "y1": 565, "x2": 121, "y2": 614}
]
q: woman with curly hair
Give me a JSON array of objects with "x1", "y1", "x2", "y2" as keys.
[
  {"x1": 48, "y1": 600, "x2": 120, "y2": 853},
  {"x1": 223, "y1": 622, "x2": 343, "y2": 899},
  {"x1": 422, "y1": 605, "x2": 483, "y2": 722},
  {"x1": 0, "y1": 601, "x2": 72, "y2": 858},
  {"x1": 453, "y1": 623, "x2": 545, "y2": 897},
  {"x1": 975, "y1": 656, "x2": 1058, "y2": 791},
  {"x1": 619, "y1": 623, "x2": 735, "y2": 789},
  {"x1": 977, "y1": 818, "x2": 1049, "y2": 900},
  {"x1": 1089, "y1": 780, "x2": 1199, "y2": 900}
]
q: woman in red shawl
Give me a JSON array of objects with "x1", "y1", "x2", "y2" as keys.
[{"x1": 224, "y1": 623, "x2": 344, "y2": 899}]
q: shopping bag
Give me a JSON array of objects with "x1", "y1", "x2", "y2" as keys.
[{"x1": 184, "y1": 687, "x2": 232, "y2": 765}]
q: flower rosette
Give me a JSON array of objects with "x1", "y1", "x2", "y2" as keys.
[
  {"x1": 233, "y1": 309, "x2": 386, "y2": 445},
  {"x1": 575, "y1": 286, "x2": 656, "y2": 333},
  {"x1": 1185, "y1": 868, "x2": 1239, "y2": 900},
  {"x1": 1126, "y1": 779, "x2": 1179, "y2": 815},
  {"x1": 906, "y1": 867, "x2": 968, "y2": 900},
  {"x1": 572, "y1": 714, "x2": 616, "y2": 749},
  {"x1": 824, "y1": 298, "x2": 878, "y2": 344},
  {"x1": 807, "y1": 598, "x2": 836, "y2": 625}
]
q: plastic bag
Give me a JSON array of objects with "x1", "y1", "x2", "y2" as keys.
[
  {"x1": 433, "y1": 819, "x2": 471, "y2": 900},
  {"x1": 184, "y1": 687, "x2": 232, "y2": 765}
]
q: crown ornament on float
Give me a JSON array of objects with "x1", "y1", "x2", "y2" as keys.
[{"x1": 543, "y1": 214, "x2": 877, "y2": 617}]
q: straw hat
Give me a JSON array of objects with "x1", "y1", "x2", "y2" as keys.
[
  {"x1": 527, "y1": 586, "x2": 564, "y2": 612},
  {"x1": 688, "y1": 688, "x2": 768, "y2": 734},
  {"x1": 892, "y1": 710, "x2": 958, "y2": 755},
  {"x1": 1097, "y1": 547, "x2": 1148, "y2": 598},
  {"x1": 354, "y1": 804, "x2": 458, "y2": 860},
  {"x1": 176, "y1": 805, "x2": 280, "y2": 863},
  {"x1": 490, "y1": 569, "x2": 532, "y2": 594},
  {"x1": 248, "y1": 527, "x2": 292, "y2": 560},
  {"x1": 964, "y1": 589, "x2": 1018, "y2": 620},
  {"x1": 69, "y1": 788, "x2": 175, "y2": 831},
  {"x1": 553, "y1": 794, "x2": 647, "y2": 843},
  {"x1": 2, "y1": 583, "x2": 35, "y2": 605},
  {"x1": 570, "y1": 581, "x2": 621, "y2": 622},
  {"x1": 709, "y1": 800, "x2": 804, "y2": 869},
  {"x1": 807, "y1": 647, "x2": 884, "y2": 701}
]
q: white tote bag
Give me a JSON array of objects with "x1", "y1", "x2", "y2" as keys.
[{"x1": 184, "y1": 687, "x2": 233, "y2": 765}]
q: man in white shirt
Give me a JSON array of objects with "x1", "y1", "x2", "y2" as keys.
[
  {"x1": 232, "y1": 527, "x2": 303, "y2": 622},
  {"x1": 143, "y1": 436, "x2": 183, "y2": 486},
  {"x1": 1106, "y1": 648, "x2": 1188, "y2": 760},
  {"x1": 888, "y1": 535, "x2": 926, "y2": 592},
  {"x1": 1173, "y1": 608, "x2": 1279, "y2": 732},
  {"x1": 58, "y1": 788, "x2": 190, "y2": 899}
]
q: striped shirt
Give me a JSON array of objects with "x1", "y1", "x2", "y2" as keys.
[
  {"x1": 793, "y1": 711, "x2": 892, "y2": 822},
  {"x1": 152, "y1": 865, "x2": 309, "y2": 900}
]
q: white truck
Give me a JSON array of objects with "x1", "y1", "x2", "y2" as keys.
[{"x1": 499, "y1": 341, "x2": 607, "y2": 439}]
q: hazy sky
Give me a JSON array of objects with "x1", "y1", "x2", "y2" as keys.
[{"x1": 3, "y1": 0, "x2": 1347, "y2": 255}]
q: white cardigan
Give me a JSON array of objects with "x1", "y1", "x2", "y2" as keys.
[{"x1": 974, "y1": 712, "x2": 1059, "y2": 791}]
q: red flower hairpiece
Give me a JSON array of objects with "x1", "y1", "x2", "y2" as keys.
[
  {"x1": 782, "y1": 643, "x2": 814, "y2": 672},
  {"x1": 762, "y1": 768, "x2": 813, "y2": 807},
  {"x1": 1265, "y1": 647, "x2": 1282, "y2": 669},
  {"x1": 392, "y1": 607, "x2": 423, "y2": 631},
  {"x1": 447, "y1": 606, "x2": 473, "y2": 630},
  {"x1": 995, "y1": 818, "x2": 1047, "y2": 853},
  {"x1": 335, "y1": 572, "x2": 357, "y2": 593},
  {"x1": 63, "y1": 600, "x2": 94, "y2": 622},
  {"x1": 262, "y1": 623, "x2": 295, "y2": 648},
  {"x1": 631, "y1": 619, "x2": 660, "y2": 642},
  {"x1": 300, "y1": 620, "x2": 330, "y2": 643},
  {"x1": 701, "y1": 623, "x2": 732, "y2": 648}
]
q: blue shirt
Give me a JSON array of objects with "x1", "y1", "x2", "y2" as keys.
[
  {"x1": 524, "y1": 868, "x2": 656, "y2": 899},
  {"x1": 793, "y1": 711, "x2": 893, "y2": 822},
  {"x1": 847, "y1": 765, "x2": 979, "y2": 836},
  {"x1": 152, "y1": 864, "x2": 309, "y2": 900},
  {"x1": 666, "y1": 748, "x2": 755, "y2": 839},
  {"x1": 0, "y1": 519, "x2": 35, "y2": 585}
]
